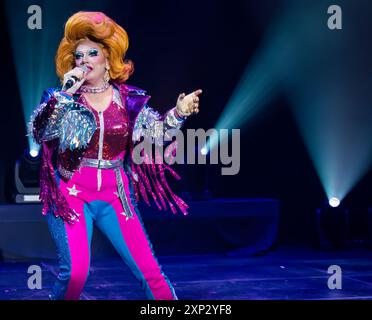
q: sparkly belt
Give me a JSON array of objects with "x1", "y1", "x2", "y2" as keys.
[
  {"x1": 80, "y1": 158, "x2": 123, "y2": 169},
  {"x1": 58, "y1": 158, "x2": 133, "y2": 220}
]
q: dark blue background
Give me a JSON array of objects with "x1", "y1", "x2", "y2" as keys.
[{"x1": 0, "y1": 0, "x2": 371, "y2": 245}]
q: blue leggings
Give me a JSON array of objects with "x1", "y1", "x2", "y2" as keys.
[{"x1": 46, "y1": 166, "x2": 177, "y2": 300}]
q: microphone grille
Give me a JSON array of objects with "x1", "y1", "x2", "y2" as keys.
[{"x1": 81, "y1": 65, "x2": 90, "y2": 73}]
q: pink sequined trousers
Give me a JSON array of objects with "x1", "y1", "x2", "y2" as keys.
[{"x1": 46, "y1": 163, "x2": 177, "y2": 300}]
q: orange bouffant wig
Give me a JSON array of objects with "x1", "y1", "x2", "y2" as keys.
[{"x1": 56, "y1": 11, "x2": 134, "y2": 83}]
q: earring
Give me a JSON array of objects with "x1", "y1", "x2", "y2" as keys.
[{"x1": 104, "y1": 66, "x2": 110, "y2": 83}]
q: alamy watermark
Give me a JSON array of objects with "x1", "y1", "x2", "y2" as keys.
[
  {"x1": 327, "y1": 5, "x2": 342, "y2": 30},
  {"x1": 327, "y1": 265, "x2": 342, "y2": 290},
  {"x1": 27, "y1": 265, "x2": 42, "y2": 290},
  {"x1": 27, "y1": 5, "x2": 42, "y2": 30},
  {"x1": 132, "y1": 127, "x2": 240, "y2": 176}
]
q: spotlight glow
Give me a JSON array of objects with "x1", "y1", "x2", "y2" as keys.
[
  {"x1": 200, "y1": 146, "x2": 209, "y2": 155},
  {"x1": 329, "y1": 197, "x2": 340, "y2": 208},
  {"x1": 29, "y1": 149, "x2": 39, "y2": 158}
]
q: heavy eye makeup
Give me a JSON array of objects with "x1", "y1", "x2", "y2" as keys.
[
  {"x1": 74, "y1": 49, "x2": 99, "y2": 59},
  {"x1": 88, "y1": 49, "x2": 99, "y2": 57}
]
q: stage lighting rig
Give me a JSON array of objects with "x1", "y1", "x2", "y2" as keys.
[{"x1": 13, "y1": 148, "x2": 41, "y2": 203}]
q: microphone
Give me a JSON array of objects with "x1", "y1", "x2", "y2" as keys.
[{"x1": 63, "y1": 65, "x2": 90, "y2": 90}]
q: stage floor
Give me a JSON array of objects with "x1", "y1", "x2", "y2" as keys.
[{"x1": 1, "y1": 246, "x2": 372, "y2": 300}]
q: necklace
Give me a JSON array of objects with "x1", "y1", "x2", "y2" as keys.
[{"x1": 79, "y1": 81, "x2": 110, "y2": 93}]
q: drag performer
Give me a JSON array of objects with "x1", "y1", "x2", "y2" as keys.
[{"x1": 28, "y1": 11, "x2": 202, "y2": 300}]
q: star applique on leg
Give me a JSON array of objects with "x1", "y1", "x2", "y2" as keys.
[{"x1": 67, "y1": 184, "x2": 81, "y2": 197}]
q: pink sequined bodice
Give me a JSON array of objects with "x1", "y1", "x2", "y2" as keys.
[{"x1": 79, "y1": 94, "x2": 130, "y2": 160}]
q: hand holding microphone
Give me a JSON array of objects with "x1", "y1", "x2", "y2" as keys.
[{"x1": 62, "y1": 65, "x2": 90, "y2": 94}]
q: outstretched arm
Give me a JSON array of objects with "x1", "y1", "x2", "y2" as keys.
[
  {"x1": 175, "y1": 89, "x2": 202, "y2": 117},
  {"x1": 132, "y1": 89, "x2": 202, "y2": 144}
]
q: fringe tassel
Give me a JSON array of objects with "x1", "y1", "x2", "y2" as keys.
[
  {"x1": 130, "y1": 142, "x2": 189, "y2": 215},
  {"x1": 39, "y1": 141, "x2": 79, "y2": 224}
]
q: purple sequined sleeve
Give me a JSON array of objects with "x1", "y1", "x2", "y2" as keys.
[
  {"x1": 27, "y1": 88, "x2": 80, "y2": 224},
  {"x1": 28, "y1": 89, "x2": 74, "y2": 144}
]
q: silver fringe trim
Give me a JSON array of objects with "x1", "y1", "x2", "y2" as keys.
[{"x1": 115, "y1": 167, "x2": 133, "y2": 219}]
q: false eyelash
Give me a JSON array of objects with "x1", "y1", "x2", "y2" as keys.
[{"x1": 88, "y1": 49, "x2": 99, "y2": 56}]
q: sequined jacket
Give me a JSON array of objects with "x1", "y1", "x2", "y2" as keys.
[{"x1": 29, "y1": 81, "x2": 189, "y2": 223}]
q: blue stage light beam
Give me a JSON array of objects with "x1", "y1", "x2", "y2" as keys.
[
  {"x1": 208, "y1": 1, "x2": 299, "y2": 152},
  {"x1": 4, "y1": 0, "x2": 114, "y2": 153},
  {"x1": 276, "y1": 0, "x2": 372, "y2": 202},
  {"x1": 210, "y1": 0, "x2": 372, "y2": 203}
]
